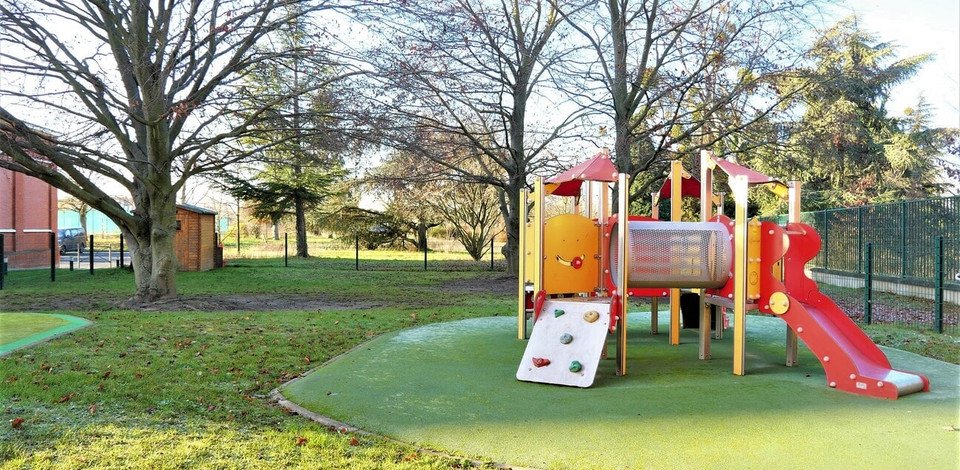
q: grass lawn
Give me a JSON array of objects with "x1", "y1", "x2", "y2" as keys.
[{"x1": 1, "y1": 248, "x2": 958, "y2": 468}]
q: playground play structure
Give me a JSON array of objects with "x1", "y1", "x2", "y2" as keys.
[{"x1": 516, "y1": 149, "x2": 930, "y2": 399}]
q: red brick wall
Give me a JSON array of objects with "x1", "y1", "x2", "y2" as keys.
[{"x1": 0, "y1": 168, "x2": 58, "y2": 269}]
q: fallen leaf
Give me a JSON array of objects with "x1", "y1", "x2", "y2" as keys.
[
  {"x1": 207, "y1": 405, "x2": 216, "y2": 412},
  {"x1": 403, "y1": 452, "x2": 419, "y2": 461},
  {"x1": 349, "y1": 436, "x2": 359, "y2": 446},
  {"x1": 55, "y1": 393, "x2": 76, "y2": 404},
  {"x1": 102, "y1": 370, "x2": 112, "y2": 379},
  {"x1": 134, "y1": 372, "x2": 143, "y2": 380},
  {"x1": 295, "y1": 436, "x2": 308, "y2": 446},
  {"x1": 10, "y1": 418, "x2": 24, "y2": 429},
  {"x1": 303, "y1": 356, "x2": 311, "y2": 364},
  {"x1": 88, "y1": 404, "x2": 98, "y2": 415}
]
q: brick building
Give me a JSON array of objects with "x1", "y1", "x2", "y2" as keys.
[{"x1": 0, "y1": 167, "x2": 59, "y2": 269}]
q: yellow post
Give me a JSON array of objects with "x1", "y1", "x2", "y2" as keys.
[
  {"x1": 650, "y1": 191, "x2": 659, "y2": 334},
  {"x1": 698, "y1": 151, "x2": 714, "y2": 359},
  {"x1": 617, "y1": 173, "x2": 630, "y2": 376},
  {"x1": 669, "y1": 160, "x2": 683, "y2": 345},
  {"x1": 732, "y1": 175, "x2": 750, "y2": 376},
  {"x1": 785, "y1": 180, "x2": 801, "y2": 366},
  {"x1": 518, "y1": 189, "x2": 529, "y2": 339},
  {"x1": 531, "y1": 177, "x2": 545, "y2": 338}
]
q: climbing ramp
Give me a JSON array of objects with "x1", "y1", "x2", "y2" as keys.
[{"x1": 516, "y1": 298, "x2": 612, "y2": 387}]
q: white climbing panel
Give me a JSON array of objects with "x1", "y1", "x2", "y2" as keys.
[{"x1": 516, "y1": 298, "x2": 612, "y2": 388}]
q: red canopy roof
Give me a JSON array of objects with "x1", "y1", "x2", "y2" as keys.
[
  {"x1": 712, "y1": 158, "x2": 778, "y2": 184},
  {"x1": 657, "y1": 174, "x2": 701, "y2": 199},
  {"x1": 712, "y1": 157, "x2": 787, "y2": 197},
  {"x1": 545, "y1": 150, "x2": 619, "y2": 197}
]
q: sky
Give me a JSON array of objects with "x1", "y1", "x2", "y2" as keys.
[
  {"x1": 836, "y1": 0, "x2": 960, "y2": 128},
  {"x1": 2, "y1": 0, "x2": 954, "y2": 205}
]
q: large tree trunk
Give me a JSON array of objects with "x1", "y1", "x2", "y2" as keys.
[
  {"x1": 416, "y1": 223, "x2": 428, "y2": 252},
  {"x1": 294, "y1": 193, "x2": 308, "y2": 257},
  {"x1": 79, "y1": 211, "x2": 88, "y2": 233},
  {"x1": 146, "y1": 191, "x2": 178, "y2": 301},
  {"x1": 500, "y1": 181, "x2": 523, "y2": 274}
]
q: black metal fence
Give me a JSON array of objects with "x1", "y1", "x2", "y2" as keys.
[{"x1": 768, "y1": 195, "x2": 959, "y2": 334}]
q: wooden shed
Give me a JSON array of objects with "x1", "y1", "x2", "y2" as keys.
[{"x1": 175, "y1": 204, "x2": 219, "y2": 272}]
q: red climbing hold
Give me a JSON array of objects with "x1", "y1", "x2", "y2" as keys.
[
  {"x1": 571, "y1": 256, "x2": 583, "y2": 269},
  {"x1": 532, "y1": 357, "x2": 551, "y2": 367}
]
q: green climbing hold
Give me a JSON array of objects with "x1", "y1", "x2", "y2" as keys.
[
  {"x1": 569, "y1": 361, "x2": 582, "y2": 373},
  {"x1": 559, "y1": 333, "x2": 573, "y2": 344},
  {"x1": 554, "y1": 309, "x2": 565, "y2": 317}
]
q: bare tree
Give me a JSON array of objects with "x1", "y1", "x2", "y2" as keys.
[
  {"x1": 552, "y1": 0, "x2": 820, "y2": 185},
  {"x1": 58, "y1": 196, "x2": 91, "y2": 232},
  {"x1": 0, "y1": 0, "x2": 360, "y2": 303},
  {"x1": 359, "y1": 0, "x2": 582, "y2": 272},
  {"x1": 432, "y1": 181, "x2": 501, "y2": 262}
]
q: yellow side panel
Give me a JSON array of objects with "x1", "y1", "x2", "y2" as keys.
[
  {"x1": 523, "y1": 220, "x2": 536, "y2": 283},
  {"x1": 747, "y1": 218, "x2": 761, "y2": 301},
  {"x1": 542, "y1": 214, "x2": 600, "y2": 295}
]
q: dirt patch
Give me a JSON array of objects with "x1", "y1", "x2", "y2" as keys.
[
  {"x1": 3, "y1": 293, "x2": 384, "y2": 313},
  {"x1": 444, "y1": 274, "x2": 517, "y2": 295}
]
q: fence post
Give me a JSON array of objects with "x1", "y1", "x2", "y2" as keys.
[
  {"x1": 50, "y1": 232, "x2": 56, "y2": 282},
  {"x1": 284, "y1": 233, "x2": 288, "y2": 267},
  {"x1": 0, "y1": 233, "x2": 4, "y2": 290},
  {"x1": 822, "y1": 211, "x2": 829, "y2": 270},
  {"x1": 899, "y1": 201, "x2": 907, "y2": 278},
  {"x1": 355, "y1": 234, "x2": 359, "y2": 271},
  {"x1": 89, "y1": 234, "x2": 94, "y2": 274},
  {"x1": 490, "y1": 239, "x2": 494, "y2": 270},
  {"x1": 423, "y1": 234, "x2": 427, "y2": 271},
  {"x1": 934, "y1": 236, "x2": 944, "y2": 334},
  {"x1": 864, "y1": 242, "x2": 873, "y2": 325},
  {"x1": 857, "y1": 206, "x2": 863, "y2": 273}
]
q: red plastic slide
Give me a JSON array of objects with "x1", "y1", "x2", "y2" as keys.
[{"x1": 761, "y1": 222, "x2": 929, "y2": 399}]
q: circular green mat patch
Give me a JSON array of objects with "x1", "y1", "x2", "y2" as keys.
[{"x1": 0, "y1": 312, "x2": 92, "y2": 356}]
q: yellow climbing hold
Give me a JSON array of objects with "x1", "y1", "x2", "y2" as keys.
[{"x1": 583, "y1": 311, "x2": 600, "y2": 323}]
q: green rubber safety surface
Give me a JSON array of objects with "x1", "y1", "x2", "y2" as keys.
[
  {"x1": 0, "y1": 312, "x2": 92, "y2": 356},
  {"x1": 282, "y1": 313, "x2": 960, "y2": 469}
]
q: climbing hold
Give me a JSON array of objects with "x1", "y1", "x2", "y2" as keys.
[
  {"x1": 559, "y1": 333, "x2": 573, "y2": 344},
  {"x1": 554, "y1": 309, "x2": 565, "y2": 317},
  {"x1": 583, "y1": 311, "x2": 599, "y2": 323},
  {"x1": 532, "y1": 357, "x2": 551, "y2": 368},
  {"x1": 569, "y1": 361, "x2": 582, "y2": 373}
]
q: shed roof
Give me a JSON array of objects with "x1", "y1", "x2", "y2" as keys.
[{"x1": 177, "y1": 203, "x2": 217, "y2": 215}]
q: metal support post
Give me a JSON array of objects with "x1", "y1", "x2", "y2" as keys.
[
  {"x1": 0, "y1": 233, "x2": 4, "y2": 290},
  {"x1": 284, "y1": 233, "x2": 289, "y2": 267},
  {"x1": 864, "y1": 243, "x2": 873, "y2": 324},
  {"x1": 50, "y1": 232, "x2": 56, "y2": 282},
  {"x1": 934, "y1": 237, "x2": 944, "y2": 333},
  {"x1": 89, "y1": 234, "x2": 94, "y2": 274}
]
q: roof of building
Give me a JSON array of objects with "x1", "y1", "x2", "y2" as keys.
[{"x1": 177, "y1": 203, "x2": 217, "y2": 215}]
